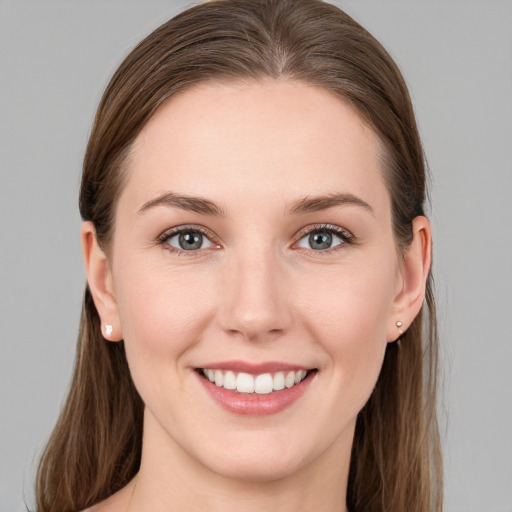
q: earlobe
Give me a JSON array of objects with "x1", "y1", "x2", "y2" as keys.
[
  {"x1": 387, "y1": 216, "x2": 431, "y2": 342},
  {"x1": 81, "y1": 221, "x2": 123, "y2": 342}
]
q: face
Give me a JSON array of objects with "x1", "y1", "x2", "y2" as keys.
[{"x1": 106, "y1": 80, "x2": 404, "y2": 481}]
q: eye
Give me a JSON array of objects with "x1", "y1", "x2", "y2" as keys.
[
  {"x1": 295, "y1": 225, "x2": 353, "y2": 252},
  {"x1": 158, "y1": 226, "x2": 218, "y2": 253}
]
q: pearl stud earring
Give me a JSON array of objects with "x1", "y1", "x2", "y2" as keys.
[{"x1": 105, "y1": 324, "x2": 113, "y2": 336}]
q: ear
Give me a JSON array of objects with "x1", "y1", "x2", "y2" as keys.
[
  {"x1": 387, "y1": 216, "x2": 432, "y2": 342},
  {"x1": 81, "y1": 221, "x2": 123, "y2": 342}
]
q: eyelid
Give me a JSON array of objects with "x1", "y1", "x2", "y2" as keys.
[
  {"x1": 292, "y1": 223, "x2": 355, "y2": 253},
  {"x1": 156, "y1": 224, "x2": 221, "y2": 255},
  {"x1": 156, "y1": 223, "x2": 355, "y2": 257}
]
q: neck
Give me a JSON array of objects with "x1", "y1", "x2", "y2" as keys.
[{"x1": 124, "y1": 411, "x2": 353, "y2": 512}]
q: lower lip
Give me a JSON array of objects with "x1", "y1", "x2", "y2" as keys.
[{"x1": 196, "y1": 371, "x2": 316, "y2": 416}]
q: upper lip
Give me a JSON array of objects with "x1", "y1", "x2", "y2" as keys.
[{"x1": 196, "y1": 360, "x2": 313, "y2": 374}]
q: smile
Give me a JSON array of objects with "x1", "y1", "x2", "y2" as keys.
[
  {"x1": 195, "y1": 364, "x2": 317, "y2": 416},
  {"x1": 199, "y1": 368, "x2": 309, "y2": 394}
]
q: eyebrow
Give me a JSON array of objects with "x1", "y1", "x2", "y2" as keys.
[
  {"x1": 286, "y1": 192, "x2": 374, "y2": 216},
  {"x1": 138, "y1": 191, "x2": 373, "y2": 217},
  {"x1": 138, "y1": 192, "x2": 227, "y2": 216}
]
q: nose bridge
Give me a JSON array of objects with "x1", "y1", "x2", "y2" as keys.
[{"x1": 219, "y1": 240, "x2": 291, "y2": 341}]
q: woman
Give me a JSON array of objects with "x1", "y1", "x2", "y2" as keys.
[{"x1": 36, "y1": 0, "x2": 442, "y2": 511}]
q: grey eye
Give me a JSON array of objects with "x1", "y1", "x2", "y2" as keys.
[
  {"x1": 297, "y1": 229, "x2": 344, "y2": 251},
  {"x1": 166, "y1": 230, "x2": 214, "y2": 251},
  {"x1": 309, "y1": 231, "x2": 333, "y2": 250}
]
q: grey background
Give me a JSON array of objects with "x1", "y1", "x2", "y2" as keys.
[{"x1": 1, "y1": 1, "x2": 511, "y2": 511}]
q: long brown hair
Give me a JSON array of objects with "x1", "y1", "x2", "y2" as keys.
[{"x1": 36, "y1": 1, "x2": 442, "y2": 510}]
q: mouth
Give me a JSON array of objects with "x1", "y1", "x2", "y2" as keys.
[
  {"x1": 196, "y1": 368, "x2": 316, "y2": 395},
  {"x1": 194, "y1": 361, "x2": 318, "y2": 415}
]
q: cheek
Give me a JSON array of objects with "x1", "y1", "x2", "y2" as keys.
[
  {"x1": 301, "y1": 258, "x2": 396, "y2": 339},
  {"x1": 298, "y1": 260, "x2": 396, "y2": 403},
  {"x1": 113, "y1": 259, "x2": 217, "y2": 375}
]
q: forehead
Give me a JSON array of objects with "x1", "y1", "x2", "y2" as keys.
[{"x1": 122, "y1": 79, "x2": 390, "y2": 216}]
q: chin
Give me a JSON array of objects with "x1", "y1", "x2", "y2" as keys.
[
  {"x1": 192, "y1": 427, "x2": 320, "y2": 483},
  {"x1": 206, "y1": 451, "x2": 306, "y2": 483}
]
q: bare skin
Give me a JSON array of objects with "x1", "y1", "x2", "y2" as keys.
[{"x1": 82, "y1": 79, "x2": 431, "y2": 512}]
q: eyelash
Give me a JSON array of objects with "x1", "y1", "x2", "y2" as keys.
[
  {"x1": 156, "y1": 225, "x2": 215, "y2": 259},
  {"x1": 156, "y1": 223, "x2": 355, "y2": 257}
]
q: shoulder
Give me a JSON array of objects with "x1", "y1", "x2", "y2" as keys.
[
  {"x1": 80, "y1": 478, "x2": 136, "y2": 512},
  {"x1": 81, "y1": 496, "x2": 122, "y2": 512}
]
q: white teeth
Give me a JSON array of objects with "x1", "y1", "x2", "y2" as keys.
[
  {"x1": 273, "y1": 371, "x2": 285, "y2": 391},
  {"x1": 223, "y1": 370, "x2": 236, "y2": 390},
  {"x1": 254, "y1": 373, "x2": 273, "y2": 394},
  {"x1": 295, "y1": 370, "x2": 307, "y2": 384},
  {"x1": 201, "y1": 368, "x2": 311, "y2": 394},
  {"x1": 236, "y1": 372, "x2": 255, "y2": 393},
  {"x1": 285, "y1": 371, "x2": 295, "y2": 388},
  {"x1": 214, "y1": 369, "x2": 223, "y2": 387}
]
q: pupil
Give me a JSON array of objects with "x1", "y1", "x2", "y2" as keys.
[
  {"x1": 179, "y1": 232, "x2": 202, "y2": 250},
  {"x1": 310, "y1": 231, "x2": 332, "y2": 250}
]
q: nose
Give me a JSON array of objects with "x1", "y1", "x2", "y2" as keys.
[{"x1": 217, "y1": 245, "x2": 292, "y2": 343}]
